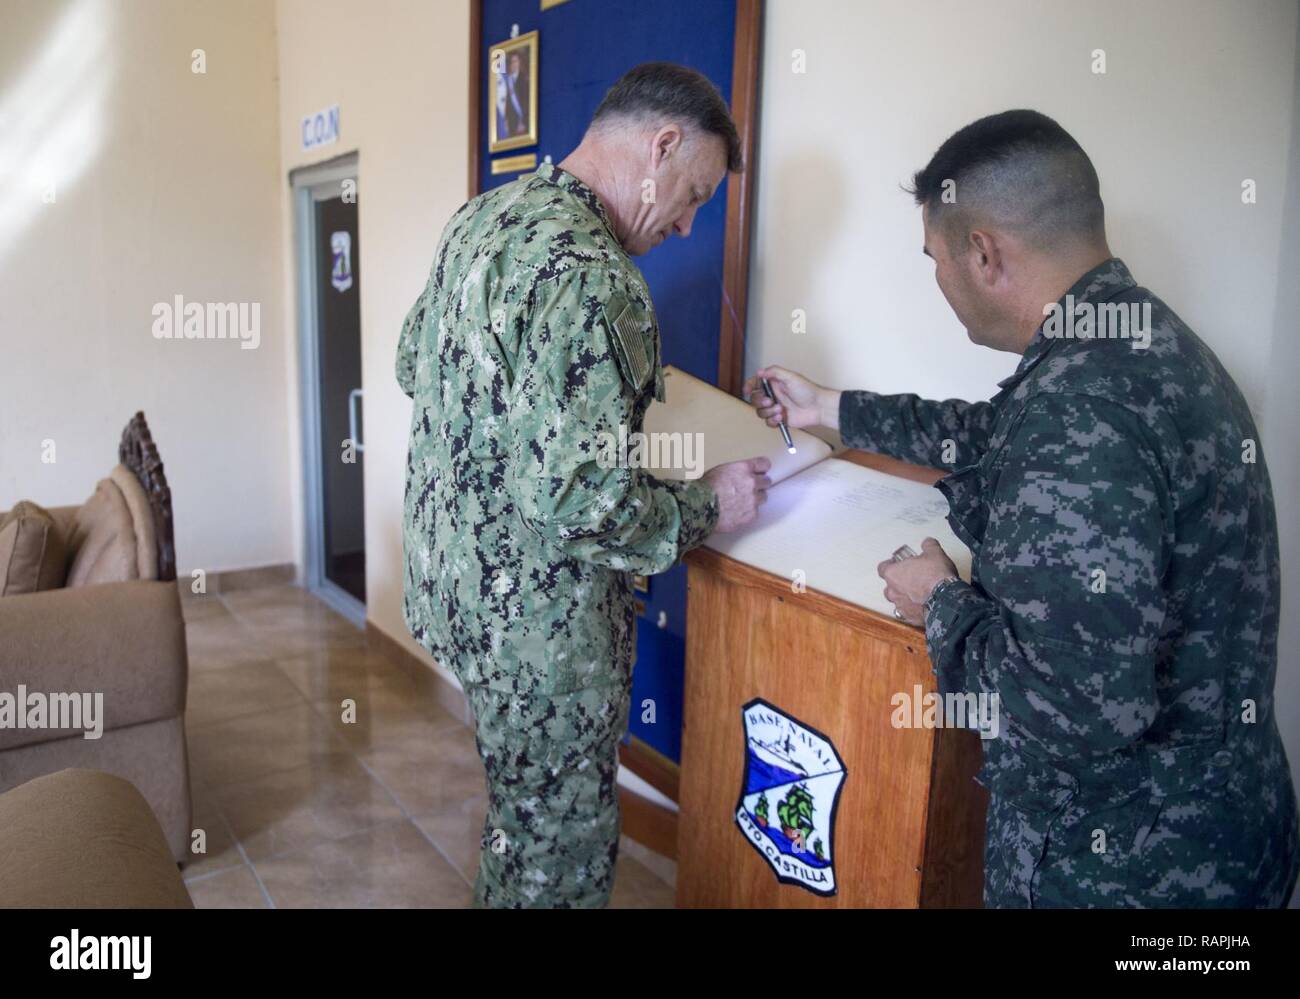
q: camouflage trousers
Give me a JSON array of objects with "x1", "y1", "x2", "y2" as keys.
[{"x1": 463, "y1": 680, "x2": 632, "y2": 908}]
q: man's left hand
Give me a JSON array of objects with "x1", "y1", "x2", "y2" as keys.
[{"x1": 877, "y1": 537, "x2": 958, "y2": 626}]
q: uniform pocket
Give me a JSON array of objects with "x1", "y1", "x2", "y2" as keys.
[
  {"x1": 508, "y1": 685, "x2": 631, "y2": 776},
  {"x1": 1124, "y1": 793, "x2": 1166, "y2": 881},
  {"x1": 1123, "y1": 744, "x2": 1235, "y2": 903},
  {"x1": 936, "y1": 463, "x2": 986, "y2": 550},
  {"x1": 975, "y1": 749, "x2": 1078, "y2": 906}
]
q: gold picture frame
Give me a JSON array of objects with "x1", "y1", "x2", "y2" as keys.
[
  {"x1": 488, "y1": 30, "x2": 539, "y2": 154},
  {"x1": 490, "y1": 152, "x2": 537, "y2": 175}
]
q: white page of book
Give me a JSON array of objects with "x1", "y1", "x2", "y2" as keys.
[
  {"x1": 704, "y1": 457, "x2": 973, "y2": 619},
  {"x1": 642, "y1": 366, "x2": 832, "y2": 485}
]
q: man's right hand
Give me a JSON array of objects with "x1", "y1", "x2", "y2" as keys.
[
  {"x1": 741, "y1": 366, "x2": 841, "y2": 431},
  {"x1": 703, "y1": 457, "x2": 772, "y2": 533}
]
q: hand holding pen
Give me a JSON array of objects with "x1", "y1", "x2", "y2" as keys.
[
  {"x1": 742, "y1": 366, "x2": 840, "y2": 437},
  {"x1": 760, "y1": 377, "x2": 797, "y2": 454}
]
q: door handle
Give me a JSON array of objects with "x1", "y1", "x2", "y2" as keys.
[{"x1": 348, "y1": 388, "x2": 365, "y2": 454}]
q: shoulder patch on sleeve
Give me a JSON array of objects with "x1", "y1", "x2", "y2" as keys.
[{"x1": 602, "y1": 296, "x2": 652, "y2": 392}]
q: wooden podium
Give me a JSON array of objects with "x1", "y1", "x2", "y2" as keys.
[{"x1": 675, "y1": 451, "x2": 988, "y2": 908}]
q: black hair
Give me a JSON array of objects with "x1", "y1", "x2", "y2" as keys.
[{"x1": 908, "y1": 109, "x2": 1105, "y2": 248}]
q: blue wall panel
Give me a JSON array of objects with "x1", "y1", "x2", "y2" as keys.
[{"x1": 479, "y1": 0, "x2": 737, "y2": 385}]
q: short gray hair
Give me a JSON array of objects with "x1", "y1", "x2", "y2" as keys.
[{"x1": 590, "y1": 62, "x2": 743, "y2": 172}]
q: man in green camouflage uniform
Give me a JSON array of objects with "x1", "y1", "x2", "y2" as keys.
[
  {"x1": 750, "y1": 110, "x2": 1299, "y2": 908},
  {"x1": 397, "y1": 64, "x2": 769, "y2": 907}
]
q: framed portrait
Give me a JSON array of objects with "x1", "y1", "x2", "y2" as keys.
[{"x1": 488, "y1": 30, "x2": 539, "y2": 153}]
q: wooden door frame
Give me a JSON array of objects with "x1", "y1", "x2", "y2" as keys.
[{"x1": 716, "y1": 0, "x2": 762, "y2": 396}]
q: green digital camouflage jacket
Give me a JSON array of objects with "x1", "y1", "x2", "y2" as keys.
[
  {"x1": 397, "y1": 162, "x2": 718, "y2": 695},
  {"x1": 841, "y1": 258, "x2": 1299, "y2": 908}
]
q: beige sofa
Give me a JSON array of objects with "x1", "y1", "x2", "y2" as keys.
[{"x1": 0, "y1": 413, "x2": 192, "y2": 863}]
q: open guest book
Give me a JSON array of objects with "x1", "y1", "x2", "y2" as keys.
[{"x1": 642, "y1": 366, "x2": 972, "y2": 619}]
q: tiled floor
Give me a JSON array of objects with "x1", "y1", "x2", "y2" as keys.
[{"x1": 178, "y1": 583, "x2": 676, "y2": 908}]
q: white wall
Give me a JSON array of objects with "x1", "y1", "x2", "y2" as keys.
[
  {"x1": 749, "y1": 0, "x2": 1296, "y2": 409},
  {"x1": 274, "y1": 0, "x2": 470, "y2": 681},
  {"x1": 0, "y1": 0, "x2": 291, "y2": 577},
  {"x1": 749, "y1": 0, "x2": 1300, "y2": 902}
]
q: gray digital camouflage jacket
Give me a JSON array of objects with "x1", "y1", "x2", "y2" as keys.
[
  {"x1": 841, "y1": 258, "x2": 1299, "y2": 907},
  {"x1": 397, "y1": 162, "x2": 718, "y2": 695}
]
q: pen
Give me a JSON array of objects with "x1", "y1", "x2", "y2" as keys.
[{"x1": 760, "y1": 377, "x2": 797, "y2": 454}]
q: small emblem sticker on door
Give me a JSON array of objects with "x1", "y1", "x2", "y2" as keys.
[{"x1": 330, "y1": 231, "x2": 353, "y2": 292}]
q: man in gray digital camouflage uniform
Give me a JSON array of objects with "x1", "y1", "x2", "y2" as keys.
[
  {"x1": 750, "y1": 110, "x2": 1299, "y2": 908},
  {"x1": 397, "y1": 63, "x2": 769, "y2": 908}
]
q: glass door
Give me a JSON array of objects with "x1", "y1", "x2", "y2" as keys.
[
  {"x1": 291, "y1": 155, "x2": 366, "y2": 623},
  {"x1": 313, "y1": 192, "x2": 365, "y2": 603}
]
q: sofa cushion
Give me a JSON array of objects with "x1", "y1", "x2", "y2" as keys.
[
  {"x1": 66, "y1": 478, "x2": 139, "y2": 587},
  {"x1": 110, "y1": 463, "x2": 158, "y2": 581},
  {"x1": 0, "y1": 500, "x2": 68, "y2": 595}
]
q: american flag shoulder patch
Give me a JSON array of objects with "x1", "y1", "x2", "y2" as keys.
[{"x1": 603, "y1": 297, "x2": 652, "y2": 392}]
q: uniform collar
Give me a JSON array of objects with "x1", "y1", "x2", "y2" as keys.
[
  {"x1": 997, "y1": 257, "x2": 1138, "y2": 390},
  {"x1": 534, "y1": 160, "x2": 622, "y2": 246}
]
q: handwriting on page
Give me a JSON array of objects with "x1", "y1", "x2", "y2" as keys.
[
  {"x1": 830, "y1": 480, "x2": 903, "y2": 511},
  {"x1": 706, "y1": 459, "x2": 971, "y2": 619},
  {"x1": 894, "y1": 497, "x2": 951, "y2": 525}
]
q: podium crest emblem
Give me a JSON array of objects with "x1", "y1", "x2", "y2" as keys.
[{"x1": 735, "y1": 698, "x2": 847, "y2": 895}]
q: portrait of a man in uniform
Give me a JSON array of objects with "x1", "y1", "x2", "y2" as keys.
[{"x1": 490, "y1": 31, "x2": 538, "y2": 152}]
